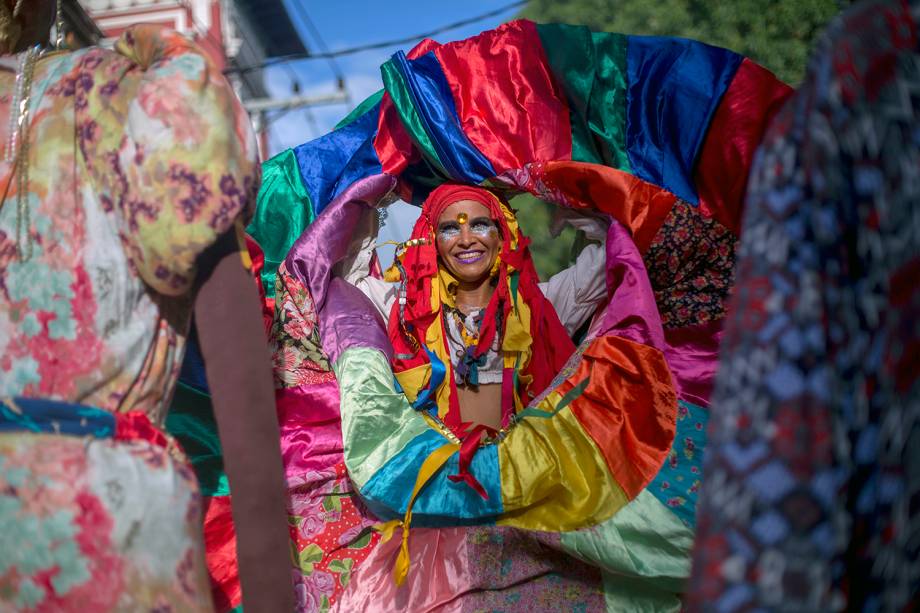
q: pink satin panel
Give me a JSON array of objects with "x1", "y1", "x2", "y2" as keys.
[
  {"x1": 336, "y1": 526, "x2": 605, "y2": 612},
  {"x1": 434, "y1": 20, "x2": 572, "y2": 174},
  {"x1": 276, "y1": 381, "x2": 344, "y2": 479},
  {"x1": 588, "y1": 221, "x2": 667, "y2": 353},
  {"x1": 664, "y1": 319, "x2": 725, "y2": 407}
]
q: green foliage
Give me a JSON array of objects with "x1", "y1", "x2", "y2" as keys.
[{"x1": 520, "y1": 0, "x2": 850, "y2": 85}]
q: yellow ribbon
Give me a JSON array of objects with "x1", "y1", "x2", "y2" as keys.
[
  {"x1": 234, "y1": 218, "x2": 253, "y2": 270},
  {"x1": 372, "y1": 442, "x2": 459, "y2": 586}
]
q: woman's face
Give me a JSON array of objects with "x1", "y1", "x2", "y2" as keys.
[{"x1": 435, "y1": 200, "x2": 501, "y2": 285}]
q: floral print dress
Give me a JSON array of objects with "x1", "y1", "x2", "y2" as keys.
[{"x1": 0, "y1": 25, "x2": 259, "y2": 611}]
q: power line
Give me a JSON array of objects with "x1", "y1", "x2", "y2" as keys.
[
  {"x1": 225, "y1": 0, "x2": 526, "y2": 76},
  {"x1": 292, "y1": 2, "x2": 346, "y2": 85}
]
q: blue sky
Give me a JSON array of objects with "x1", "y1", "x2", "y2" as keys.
[
  {"x1": 264, "y1": 1, "x2": 524, "y2": 254},
  {"x1": 266, "y1": 0, "x2": 523, "y2": 154}
]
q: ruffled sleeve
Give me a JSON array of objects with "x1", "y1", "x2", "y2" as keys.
[
  {"x1": 82, "y1": 25, "x2": 260, "y2": 296},
  {"x1": 538, "y1": 213, "x2": 609, "y2": 335}
]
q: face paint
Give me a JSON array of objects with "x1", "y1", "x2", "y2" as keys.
[
  {"x1": 469, "y1": 218, "x2": 497, "y2": 238},
  {"x1": 438, "y1": 223, "x2": 461, "y2": 242}
]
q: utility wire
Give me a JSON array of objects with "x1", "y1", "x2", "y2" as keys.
[
  {"x1": 225, "y1": 0, "x2": 526, "y2": 76},
  {"x1": 292, "y1": 2, "x2": 346, "y2": 86}
]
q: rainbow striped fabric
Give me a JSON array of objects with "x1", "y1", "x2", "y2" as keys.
[{"x1": 176, "y1": 19, "x2": 793, "y2": 611}]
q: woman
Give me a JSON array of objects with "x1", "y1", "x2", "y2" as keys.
[
  {"x1": 249, "y1": 18, "x2": 791, "y2": 611},
  {"x1": 0, "y1": 3, "x2": 292, "y2": 611},
  {"x1": 349, "y1": 183, "x2": 607, "y2": 436}
]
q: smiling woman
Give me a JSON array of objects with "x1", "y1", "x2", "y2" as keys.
[
  {"x1": 349, "y1": 183, "x2": 607, "y2": 434},
  {"x1": 239, "y1": 16, "x2": 792, "y2": 613}
]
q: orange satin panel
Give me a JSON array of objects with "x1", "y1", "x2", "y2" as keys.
[
  {"x1": 564, "y1": 335, "x2": 677, "y2": 499},
  {"x1": 540, "y1": 160, "x2": 677, "y2": 253}
]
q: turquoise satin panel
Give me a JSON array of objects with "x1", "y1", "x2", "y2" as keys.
[
  {"x1": 164, "y1": 381, "x2": 229, "y2": 497},
  {"x1": 334, "y1": 347, "x2": 429, "y2": 489},
  {"x1": 247, "y1": 148, "x2": 315, "y2": 298},
  {"x1": 359, "y1": 428, "x2": 503, "y2": 525},
  {"x1": 646, "y1": 400, "x2": 708, "y2": 527},
  {"x1": 335, "y1": 89, "x2": 384, "y2": 130},
  {"x1": 536, "y1": 23, "x2": 631, "y2": 171}
]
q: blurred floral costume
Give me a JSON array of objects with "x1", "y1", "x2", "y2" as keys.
[{"x1": 0, "y1": 24, "x2": 258, "y2": 611}]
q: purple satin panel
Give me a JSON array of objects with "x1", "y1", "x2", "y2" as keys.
[
  {"x1": 589, "y1": 220, "x2": 667, "y2": 352},
  {"x1": 320, "y1": 278, "x2": 391, "y2": 364},
  {"x1": 276, "y1": 381, "x2": 343, "y2": 479},
  {"x1": 285, "y1": 173, "x2": 396, "y2": 311},
  {"x1": 664, "y1": 319, "x2": 724, "y2": 407}
]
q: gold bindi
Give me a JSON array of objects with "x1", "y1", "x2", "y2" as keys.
[{"x1": 456, "y1": 212, "x2": 468, "y2": 224}]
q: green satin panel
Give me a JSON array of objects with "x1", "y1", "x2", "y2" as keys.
[
  {"x1": 246, "y1": 148, "x2": 315, "y2": 298},
  {"x1": 536, "y1": 24, "x2": 631, "y2": 172},
  {"x1": 559, "y1": 490, "x2": 691, "y2": 611},
  {"x1": 380, "y1": 59, "x2": 447, "y2": 175},
  {"x1": 164, "y1": 382, "x2": 229, "y2": 497},
  {"x1": 335, "y1": 89, "x2": 384, "y2": 130},
  {"x1": 334, "y1": 347, "x2": 430, "y2": 489}
]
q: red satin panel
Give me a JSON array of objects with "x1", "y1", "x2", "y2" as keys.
[
  {"x1": 540, "y1": 161, "x2": 677, "y2": 253},
  {"x1": 695, "y1": 59, "x2": 792, "y2": 235},
  {"x1": 375, "y1": 93, "x2": 418, "y2": 176},
  {"x1": 563, "y1": 335, "x2": 677, "y2": 499},
  {"x1": 433, "y1": 20, "x2": 572, "y2": 174},
  {"x1": 202, "y1": 495, "x2": 242, "y2": 613},
  {"x1": 244, "y1": 232, "x2": 273, "y2": 335},
  {"x1": 114, "y1": 411, "x2": 170, "y2": 448}
]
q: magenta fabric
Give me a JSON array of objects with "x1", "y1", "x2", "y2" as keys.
[
  {"x1": 588, "y1": 220, "x2": 667, "y2": 352},
  {"x1": 664, "y1": 320, "x2": 724, "y2": 407},
  {"x1": 276, "y1": 381, "x2": 343, "y2": 479}
]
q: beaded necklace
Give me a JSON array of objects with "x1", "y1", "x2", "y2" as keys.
[{"x1": 2, "y1": 45, "x2": 39, "y2": 260}]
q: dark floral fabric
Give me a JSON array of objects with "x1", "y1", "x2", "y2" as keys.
[
  {"x1": 643, "y1": 199, "x2": 736, "y2": 329},
  {"x1": 687, "y1": 1, "x2": 920, "y2": 611}
]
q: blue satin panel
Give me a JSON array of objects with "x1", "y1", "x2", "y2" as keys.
[
  {"x1": 293, "y1": 102, "x2": 383, "y2": 215},
  {"x1": 0, "y1": 397, "x2": 114, "y2": 438},
  {"x1": 360, "y1": 428, "x2": 503, "y2": 525},
  {"x1": 625, "y1": 36, "x2": 742, "y2": 204},
  {"x1": 647, "y1": 400, "x2": 709, "y2": 528},
  {"x1": 394, "y1": 51, "x2": 496, "y2": 184},
  {"x1": 411, "y1": 344, "x2": 446, "y2": 413},
  {"x1": 178, "y1": 323, "x2": 209, "y2": 394}
]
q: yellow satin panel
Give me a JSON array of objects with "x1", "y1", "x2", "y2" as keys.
[
  {"x1": 497, "y1": 401, "x2": 629, "y2": 531},
  {"x1": 393, "y1": 363, "x2": 430, "y2": 405}
]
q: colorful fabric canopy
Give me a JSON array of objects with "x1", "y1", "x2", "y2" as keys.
[{"x1": 172, "y1": 19, "x2": 792, "y2": 611}]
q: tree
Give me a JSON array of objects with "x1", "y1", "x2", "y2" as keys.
[{"x1": 519, "y1": 0, "x2": 849, "y2": 85}]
